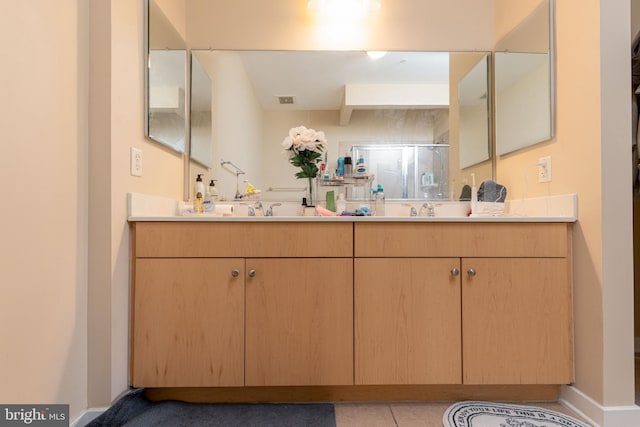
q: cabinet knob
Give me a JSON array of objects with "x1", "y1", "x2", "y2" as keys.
[
  {"x1": 450, "y1": 268, "x2": 460, "y2": 277},
  {"x1": 248, "y1": 269, "x2": 256, "y2": 277},
  {"x1": 467, "y1": 268, "x2": 477, "y2": 277},
  {"x1": 231, "y1": 269, "x2": 239, "y2": 277}
]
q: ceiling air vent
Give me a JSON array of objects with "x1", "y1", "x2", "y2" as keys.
[{"x1": 277, "y1": 96, "x2": 295, "y2": 105}]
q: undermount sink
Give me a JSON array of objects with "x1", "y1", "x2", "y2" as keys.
[
  {"x1": 228, "y1": 201, "x2": 472, "y2": 218},
  {"x1": 430, "y1": 201, "x2": 472, "y2": 217},
  {"x1": 383, "y1": 201, "x2": 471, "y2": 218}
]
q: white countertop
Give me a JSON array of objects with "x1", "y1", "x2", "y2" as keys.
[
  {"x1": 127, "y1": 215, "x2": 576, "y2": 223},
  {"x1": 126, "y1": 192, "x2": 578, "y2": 223}
]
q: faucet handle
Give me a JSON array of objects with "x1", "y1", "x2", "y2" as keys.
[
  {"x1": 402, "y1": 203, "x2": 417, "y2": 217},
  {"x1": 419, "y1": 202, "x2": 435, "y2": 217},
  {"x1": 265, "y1": 203, "x2": 282, "y2": 216}
]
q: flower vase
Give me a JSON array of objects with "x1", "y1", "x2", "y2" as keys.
[{"x1": 306, "y1": 177, "x2": 314, "y2": 206}]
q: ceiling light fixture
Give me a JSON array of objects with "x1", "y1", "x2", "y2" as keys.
[{"x1": 307, "y1": 0, "x2": 381, "y2": 15}]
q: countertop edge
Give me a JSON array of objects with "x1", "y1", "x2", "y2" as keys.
[{"x1": 127, "y1": 215, "x2": 578, "y2": 223}]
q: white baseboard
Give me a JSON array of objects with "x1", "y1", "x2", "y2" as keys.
[
  {"x1": 560, "y1": 385, "x2": 640, "y2": 427},
  {"x1": 70, "y1": 408, "x2": 107, "y2": 427}
]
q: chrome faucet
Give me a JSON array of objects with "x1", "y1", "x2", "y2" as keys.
[
  {"x1": 248, "y1": 201, "x2": 264, "y2": 216},
  {"x1": 265, "y1": 203, "x2": 282, "y2": 216},
  {"x1": 403, "y1": 203, "x2": 418, "y2": 217},
  {"x1": 419, "y1": 202, "x2": 435, "y2": 217}
]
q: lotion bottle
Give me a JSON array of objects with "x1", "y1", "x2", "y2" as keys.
[
  {"x1": 194, "y1": 174, "x2": 205, "y2": 214},
  {"x1": 208, "y1": 179, "x2": 219, "y2": 201},
  {"x1": 204, "y1": 180, "x2": 216, "y2": 212}
]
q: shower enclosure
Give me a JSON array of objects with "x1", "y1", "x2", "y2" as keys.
[{"x1": 350, "y1": 143, "x2": 449, "y2": 200}]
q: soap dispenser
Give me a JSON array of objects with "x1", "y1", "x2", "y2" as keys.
[
  {"x1": 194, "y1": 174, "x2": 205, "y2": 214},
  {"x1": 208, "y1": 179, "x2": 219, "y2": 201},
  {"x1": 204, "y1": 179, "x2": 216, "y2": 213}
]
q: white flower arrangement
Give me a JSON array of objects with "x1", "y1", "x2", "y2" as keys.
[{"x1": 281, "y1": 126, "x2": 327, "y2": 178}]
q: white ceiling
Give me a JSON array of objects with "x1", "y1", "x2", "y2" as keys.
[{"x1": 234, "y1": 50, "x2": 450, "y2": 111}]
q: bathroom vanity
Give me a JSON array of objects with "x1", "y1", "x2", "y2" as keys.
[{"x1": 128, "y1": 217, "x2": 574, "y2": 402}]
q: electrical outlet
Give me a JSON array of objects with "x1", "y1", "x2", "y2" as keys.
[
  {"x1": 131, "y1": 147, "x2": 143, "y2": 177},
  {"x1": 538, "y1": 156, "x2": 552, "y2": 183}
]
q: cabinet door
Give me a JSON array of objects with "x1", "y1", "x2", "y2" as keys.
[
  {"x1": 132, "y1": 258, "x2": 245, "y2": 387},
  {"x1": 245, "y1": 258, "x2": 353, "y2": 386},
  {"x1": 462, "y1": 258, "x2": 572, "y2": 384},
  {"x1": 354, "y1": 258, "x2": 462, "y2": 384}
]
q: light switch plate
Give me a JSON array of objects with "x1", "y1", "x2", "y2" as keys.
[{"x1": 131, "y1": 147, "x2": 143, "y2": 177}]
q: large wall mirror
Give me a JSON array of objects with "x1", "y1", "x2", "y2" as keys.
[
  {"x1": 145, "y1": 1, "x2": 557, "y2": 201},
  {"x1": 494, "y1": 0, "x2": 555, "y2": 155},
  {"x1": 145, "y1": 0, "x2": 187, "y2": 154},
  {"x1": 187, "y1": 50, "x2": 492, "y2": 202}
]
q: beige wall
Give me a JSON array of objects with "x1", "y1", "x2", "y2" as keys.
[
  {"x1": 89, "y1": 0, "x2": 186, "y2": 407},
  {"x1": 495, "y1": 0, "x2": 635, "y2": 407},
  {"x1": 3, "y1": 0, "x2": 632, "y2": 420},
  {"x1": 186, "y1": 0, "x2": 494, "y2": 51},
  {"x1": 0, "y1": 0, "x2": 89, "y2": 421}
]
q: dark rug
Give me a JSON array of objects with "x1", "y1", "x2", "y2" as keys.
[{"x1": 87, "y1": 389, "x2": 336, "y2": 427}]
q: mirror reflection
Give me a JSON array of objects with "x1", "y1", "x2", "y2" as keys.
[
  {"x1": 190, "y1": 53, "x2": 212, "y2": 167},
  {"x1": 458, "y1": 55, "x2": 490, "y2": 168},
  {"x1": 146, "y1": 0, "x2": 187, "y2": 154},
  {"x1": 189, "y1": 50, "x2": 492, "y2": 202},
  {"x1": 494, "y1": 0, "x2": 554, "y2": 155}
]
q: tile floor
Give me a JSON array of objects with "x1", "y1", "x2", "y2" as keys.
[{"x1": 334, "y1": 401, "x2": 591, "y2": 426}]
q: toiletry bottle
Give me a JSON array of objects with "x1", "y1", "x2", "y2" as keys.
[
  {"x1": 194, "y1": 174, "x2": 205, "y2": 214},
  {"x1": 209, "y1": 179, "x2": 219, "y2": 201},
  {"x1": 470, "y1": 173, "x2": 478, "y2": 215},
  {"x1": 204, "y1": 180, "x2": 216, "y2": 212},
  {"x1": 344, "y1": 155, "x2": 353, "y2": 178},
  {"x1": 336, "y1": 192, "x2": 346, "y2": 214},
  {"x1": 375, "y1": 184, "x2": 385, "y2": 216},
  {"x1": 337, "y1": 157, "x2": 345, "y2": 177},
  {"x1": 355, "y1": 156, "x2": 367, "y2": 176},
  {"x1": 370, "y1": 187, "x2": 378, "y2": 215},
  {"x1": 322, "y1": 163, "x2": 330, "y2": 180},
  {"x1": 320, "y1": 163, "x2": 329, "y2": 180}
]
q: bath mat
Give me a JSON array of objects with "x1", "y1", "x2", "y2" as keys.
[
  {"x1": 88, "y1": 388, "x2": 336, "y2": 427},
  {"x1": 443, "y1": 401, "x2": 590, "y2": 427}
]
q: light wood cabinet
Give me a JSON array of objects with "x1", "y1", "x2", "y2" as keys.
[
  {"x1": 130, "y1": 222, "x2": 353, "y2": 388},
  {"x1": 354, "y1": 222, "x2": 573, "y2": 385},
  {"x1": 461, "y1": 258, "x2": 572, "y2": 384},
  {"x1": 355, "y1": 258, "x2": 462, "y2": 385},
  {"x1": 132, "y1": 258, "x2": 245, "y2": 387},
  {"x1": 245, "y1": 258, "x2": 353, "y2": 386},
  {"x1": 130, "y1": 220, "x2": 573, "y2": 393}
]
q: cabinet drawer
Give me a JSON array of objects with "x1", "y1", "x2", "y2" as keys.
[
  {"x1": 133, "y1": 222, "x2": 353, "y2": 258},
  {"x1": 355, "y1": 222, "x2": 569, "y2": 257}
]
